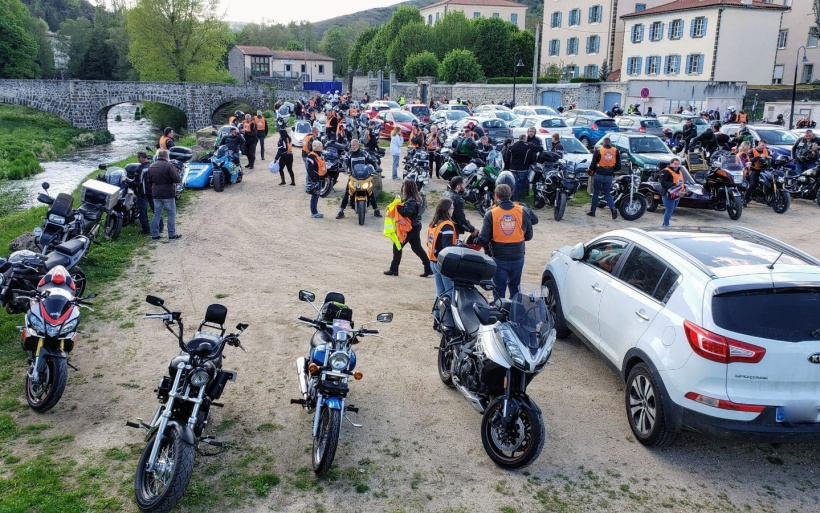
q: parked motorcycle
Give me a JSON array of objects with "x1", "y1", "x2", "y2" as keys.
[
  {"x1": 127, "y1": 295, "x2": 247, "y2": 513},
  {"x1": 786, "y1": 164, "x2": 820, "y2": 205},
  {"x1": 346, "y1": 164, "x2": 379, "y2": 225},
  {"x1": 402, "y1": 151, "x2": 431, "y2": 214},
  {"x1": 291, "y1": 290, "x2": 392, "y2": 476},
  {"x1": 145, "y1": 146, "x2": 194, "y2": 200},
  {"x1": 530, "y1": 153, "x2": 583, "y2": 221},
  {"x1": 743, "y1": 155, "x2": 791, "y2": 214},
  {"x1": 440, "y1": 150, "x2": 503, "y2": 216},
  {"x1": 17, "y1": 265, "x2": 96, "y2": 412},
  {"x1": 210, "y1": 145, "x2": 243, "y2": 192},
  {"x1": 96, "y1": 165, "x2": 139, "y2": 238},
  {"x1": 319, "y1": 140, "x2": 347, "y2": 198},
  {"x1": 601, "y1": 161, "x2": 647, "y2": 221},
  {"x1": 433, "y1": 246, "x2": 554, "y2": 469}
]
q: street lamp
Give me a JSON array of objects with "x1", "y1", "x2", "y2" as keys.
[
  {"x1": 789, "y1": 45, "x2": 809, "y2": 130},
  {"x1": 511, "y1": 53, "x2": 525, "y2": 108},
  {"x1": 348, "y1": 67, "x2": 353, "y2": 97}
]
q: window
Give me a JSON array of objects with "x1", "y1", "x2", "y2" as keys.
[
  {"x1": 686, "y1": 54, "x2": 703, "y2": 74},
  {"x1": 251, "y1": 56, "x2": 269, "y2": 74},
  {"x1": 649, "y1": 21, "x2": 663, "y2": 41},
  {"x1": 567, "y1": 37, "x2": 579, "y2": 56},
  {"x1": 584, "y1": 64, "x2": 599, "y2": 79},
  {"x1": 564, "y1": 65, "x2": 579, "y2": 79},
  {"x1": 635, "y1": 3, "x2": 646, "y2": 11},
  {"x1": 803, "y1": 64, "x2": 814, "y2": 83},
  {"x1": 646, "y1": 55, "x2": 661, "y2": 75},
  {"x1": 618, "y1": 247, "x2": 680, "y2": 302},
  {"x1": 550, "y1": 11, "x2": 562, "y2": 28},
  {"x1": 583, "y1": 242, "x2": 628, "y2": 275},
  {"x1": 548, "y1": 39, "x2": 560, "y2": 56},
  {"x1": 474, "y1": 11, "x2": 480, "y2": 18},
  {"x1": 777, "y1": 29, "x2": 788, "y2": 49},
  {"x1": 664, "y1": 55, "x2": 681, "y2": 75},
  {"x1": 631, "y1": 24, "x2": 644, "y2": 43},
  {"x1": 586, "y1": 35, "x2": 600, "y2": 54},
  {"x1": 436, "y1": 12, "x2": 439, "y2": 22},
  {"x1": 712, "y1": 287, "x2": 820, "y2": 343},
  {"x1": 510, "y1": 13, "x2": 517, "y2": 24},
  {"x1": 809, "y1": 27, "x2": 819, "y2": 48},
  {"x1": 668, "y1": 19, "x2": 683, "y2": 39},
  {"x1": 318, "y1": 64, "x2": 325, "y2": 74},
  {"x1": 493, "y1": 13, "x2": 499, "y2": 18},
  {"x1": 428, "y1": 14, "x2": 432, "y2": 25},
  {"x1": 691, "y1": 16, "x2": 707, "y2": 38},
  {"x1": 627, "y1": 56, "x2": 643, "y2": 75},
  {"x1": 569, "y1": 8, "x2": 581, "y2": 26},
  {"x1": 589, "y1": 5, "x2": 603, "y2": 23},
  {"x1": 772, "y1": 64, "x2": 784, "y2": 85},
  {"x1": 284, "y1": 63, "x2": 291, "y2": 72}
]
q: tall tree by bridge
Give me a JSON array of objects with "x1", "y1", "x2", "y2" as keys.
[
  {"x1": 0, "y1": 0, "x2": 38, "y2": 78},
  {"x1": 126, "y1": 0, "x2": 232, "y2": 82}
]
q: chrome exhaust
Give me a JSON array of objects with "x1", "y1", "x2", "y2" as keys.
[{"x1": 296, "y1": 357, "x2": 308, "y2": 398}]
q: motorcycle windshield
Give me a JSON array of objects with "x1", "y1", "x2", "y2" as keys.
[
  {"x1": 351, "y1": 164, "x2": 372, "y2": 180},
  {"x1": 40, "y1": 293, "x2": 72, "y2": 323},
  {"x1": 506, "y1": 293, "x2": 553, "y2": 354},
  {"x1": 487, "y1": 150, "x2": 504, "y2": 171}
]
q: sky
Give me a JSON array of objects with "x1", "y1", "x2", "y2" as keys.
[{"x1": 220, "y1": 0, "x2": 406, "y2": 25}]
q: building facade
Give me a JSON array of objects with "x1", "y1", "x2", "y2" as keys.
[
  {"x1": 420, "y1": 0, "x2": 527, "y2": 30},
  {"x1": 772, "y1": 0, "x2": 819, "y2": 85},
  {"x1": 619, "y1": 0, "x2": 788, "y2": 84},
  {"x1": 228, "y1": 46, "x2": 335, "y2": 84}
]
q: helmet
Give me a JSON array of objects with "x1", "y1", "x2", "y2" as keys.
[
  {"x1": 411, "y1": 119, "x2": 418, "y2": 126},
  {"x1": 234, "y1": 110, "x2": 244, "y2": 117},
  {"x1": 662, "y1": 127, "x2": 673, "y2": 137},
  {"x1": 700, "y1": 111, "x2": 707, "y2": 116},
  {"x1": 496, "y1": 171, "x2": 515, "y2": 190},
  {"x1": 464, "y1": 122, "x2": 475, "y2": 130},
  {"x1": 728, "y1": 106, "x2": 737, "y2": 112}
]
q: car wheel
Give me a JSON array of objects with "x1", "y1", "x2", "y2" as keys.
[
  {"x1": 625, "y1": 363, "x2": 678, "y2": 447},
  {"x1": 542, "y1": 278, "x2": 571, "y2": 338},
  {"x1": 580, "y1": 136, "x2": 591, "y2": 149}
]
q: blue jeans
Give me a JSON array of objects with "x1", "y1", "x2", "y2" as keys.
[
  {"x1": 591, "y1": 174, "x2": 615, "y2": 213},
  {"x1": 492, "y1": 257, "x2": 524, "y2": 301},
  {"x1": 431, "y1": 261, "x2": 453, "y2": 299},
  {"x1": 391, "y1": 154, "x2": 400, "y2": 179},
  {"x1": 151, "y1": 198, "x2": 176, "y2": 238},
  {"x1": 136, "y1": 196, "x2": 150, "y2": 233},
  {"x1": 512, "y1": 171, "x2": 528, "y2": 201},
  {"x1": 310, "y1": 192, "x2": 319, "y2": 215},
  {"x1": 661, "y1": 194, "x2": 679, "y2": 227}
]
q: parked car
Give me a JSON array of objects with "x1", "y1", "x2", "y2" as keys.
[
  {"x1": 563, "y1": 114, "x2": 620, "y2": 148},
  {"x1": 539, "y1": 134, "x2": 592, "y2": 180},
  {"x1": 474, "y1": 104, "x2": 513, "y2": 114},
  {"x1": 594, "y1": 133, "x2": 677, "y2": 180},
  {"x1": 656, "y1": 114, "x2": 708, "y2": 137},
  {"x1": 564, "y1": 109, "x2": 609, "y2": 119},
  {"x1": 512, "y1": 116, "x2": 573, "y2": 139},
  {"x1": 615, "y1": 116, "x2": 665, "y2": 138},
  {"x1": 462, "y1": 117, "x2": 513, "y2": 142},
  {"x1": 432, "y1": 109, "x2": 468, "y2": 126},
  {"x1": 474, "y1": 110, "x2": 519, "y2": 124},
  {"x1": 290, "y1": 120, "x2": 313, "y2": 147},
  {"x1": 543, "y1": 226, "x2": 820, "y2": 446},
  {"x1": 721, "y1": 124, "x2": 798, "y2": 161},
  {"x1": 364, "y1": 101, "x2": 401, "y2": 119},
  {"x1": 402, "y1": 104, "x2": 431, "y2": 123},
  {"x1": 513, "y1": 106, "x2": 561, "y2": 118},
  {"x1": 376, "y1": 109, "x2": 418, "y2": 140},
  {"x1": 436, "y1": 104, "x2": 471, "y2": 115}
]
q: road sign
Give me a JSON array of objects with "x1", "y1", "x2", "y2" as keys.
[{"x1": 640, "y1": 87, "x2": 650, "y2": 99}]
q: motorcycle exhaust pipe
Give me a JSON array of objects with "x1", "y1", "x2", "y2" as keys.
[{"x1": 296, "y1": 357, "x2": 308, "y2": 399}]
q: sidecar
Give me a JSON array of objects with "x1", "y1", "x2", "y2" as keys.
[{"x1": 183, "y1": 162, "x2": 215, "y2": 189}]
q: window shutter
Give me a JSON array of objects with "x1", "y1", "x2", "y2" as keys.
[
  {"x1": 658, "y1": 22, "x2": 664, "y2": 41},
  {"x1": 668, "y1": 21, "x2": 674, "y2": 39},
  {"x1": 639, "y1": 25, "x2": 645, "y2": 42},
  {"x1": 595, "y1": 36, "x2": 599, "y2": 53},
  {"x1": 685, "y1": 55, "x2": 692, "y2": 74},
  {"x1": 644, "y1": 57, "x2": 650, "y2": 74},
  {"x1": 636, "y1": 57, "x2": 643, "y2": 75},
  {"x1": 588, "y1": 6, "x2": 593, "y2": 23},
  {"x1": 627, "y1": 58, "x2": 633, "y2": 75},
  {"x1": 558, "y1": 12, "x2": 562, "y2": 26},
  {"x1": 586, "y1": 36, "x2": 591, "y2": 54},
  {"x1": 592, "y1": 65, "x2": 598, "y2": 79},
  {"x1": 701, "y1": 18, "x2": 708, "y2": 35},
  {"x1": 675, "y1": 56, "x2": 681, "y2": 73},
  {"x1": 556, "y1": 40, "x2": 560, "y2": 55},
  {"x1": 697, "y1": 55, "x2": 704, "y2": 74},
  {"x1": 690, "y1": 19, "x2": 696, "y2": 38}
]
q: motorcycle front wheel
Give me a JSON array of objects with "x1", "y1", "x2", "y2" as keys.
[
  {"x1": 212, "y1": 170, "x2": 225, "y2": 192},
  {"x1": 481, "y1": 397, "x2": 545, "y2": 469},
  {"x1": 26, "y1": 356, "x2": 67, "y2": 412},
  {"x1": 356, "y1": 199, "x2": 367, "y2": 225},
  {"x1": 618, "y1": 194, "x2": 647, "y2": 221},
  {"x1": 103, "y1": 213, "x2": 122, "y2": 240},
  {"x1": 476, "y1": 191, "x2": 493, "y2": 217},
  {"x1": 135, "y1": 431, "x2": 195, "y2": 513},
  {"x1": 312, "y1": 407, "x2": 341, "y2": 476},
  {"x1": 553, "y1": 191, "x2": 567, "y2": 221},
  {"x1": 727, "y1": 194, "x2": 743, "y2": 220},
  {"x1": 772, "y1": 190, "x2": 791, "y2": 214},
  {"x1": 71, "y1": 265, "x2": 87, "y2": 297}
]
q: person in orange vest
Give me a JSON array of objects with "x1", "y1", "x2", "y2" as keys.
[
  {"x1": 305, "y1": 140, "x2": 326, "y2": 218},
  {"x1": 475, "y1": 183, "x2": 535, "y2": 301},
  {"x1": 158, "y1": 127, "x2": 175, "y2": 150},
  {"x1": 336, "y1": 121, "x2": 349, "y2": 144},
  {"x1": 744, "y1": 139, "x2": 771, "y2": 206},
  {"x1": 274, "y1": 129, "x2": 295, "y2": 186},
  {"x1": 254, "y1": 110, "x2": 268, "y2": 160},
  {"x1": 659, "y1": 157, "x2": 685, "y2": 227},
  {"x1": 426, "y1": 197, "x2": 457, "y2": 298},
  {"x1": 241, "y1": 114, "x2": 257, "y2": 169},
  {"x1": 384, "y1": 180, "x2": 432, "y2": 277},
  {"x1": 325, "y1": 108, "x2": 339, "y2": 140},
  {"x1": 302, "y1": 125, "x2": 320, "y2": 169},
  {"x1": 408, "y1": 121, "x2": 424, "y2": 149},
  {"x1": 427, "y1": 125, "x2": 442, "y2": 178},
  {"x1": 587, "y1": 137, "x2": 621, "y2": 219}
]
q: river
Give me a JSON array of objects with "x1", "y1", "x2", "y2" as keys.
[{"x1": 16, "y1": 103, "x2": 156, "y2": 207}]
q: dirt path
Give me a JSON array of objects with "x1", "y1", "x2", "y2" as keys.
[{"x1": 20, "y1": 143, "x2": 820, "y2": 512}]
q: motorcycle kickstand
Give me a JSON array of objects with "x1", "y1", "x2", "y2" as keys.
[
  {"x1": 66, "y1": 360, "x2": 79, "y2": 372},
  {"x1": 344, "y1": 405, "x2": 362, "y2": 427}
]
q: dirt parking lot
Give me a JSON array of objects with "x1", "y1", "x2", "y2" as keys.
[{"x1": 11, "y1": 147, "x2": 820, "y2": 512}]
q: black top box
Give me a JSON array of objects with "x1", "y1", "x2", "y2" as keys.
[
  {"x1": 169, "y1": 146, "x2": 193, "y2": 163},
  {"x1": 438, "y1": 246, "x2": 496, "y2": 284}
]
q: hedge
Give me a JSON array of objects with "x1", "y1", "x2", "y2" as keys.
[{"x1": 486, "y1": 77, "x2": 559, "y2": 84}]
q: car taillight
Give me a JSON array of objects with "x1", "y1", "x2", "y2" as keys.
[
  {"x1": 590, "y1": 122, "x2": 599, "y2": 131},
  {"x1": 539, "y1": 128, "x2": 549, "y2": 133},
  {"x1": 638, "y1": 126, "x2": 646, "y2": 133},
  {"x1": 683, "y1": 320, "x2": 766, "y2": 364},
  {"x1": 684, "y1": 392, "x2": 766, "y2": 413}
]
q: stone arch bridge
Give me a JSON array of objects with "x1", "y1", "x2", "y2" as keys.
[{"x1": 0, "y1": 80, "x2": 270, "y2": 131}]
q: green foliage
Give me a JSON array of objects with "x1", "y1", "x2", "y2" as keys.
[
  {"x1": 320, "y1": 26, "x2": 353, "y2": 76},
  {"x1": 570, "y1": 77, "x2": 600, "y2": 83},
  {"x1": 471, "y1": 17, "x2": 529, "y2": 79},
  {"x1": 56, "y1": 8, "x2": 134, "y2": 82},
  {"x1": 349, "y1": 26, "x2": 378, "y2": 72},
  {"x1": 388, "y1": 23, "x2": 432, "y2": 81},
  {"x1": 0, "y1": 0, "x2": 39, "y2": 78},
  {"x1": 235, "y1": 21, "x2": 289, "y2": 49},
  {"x1": 430, "y1": 11, "x2": 475, "y2": 60},
  {"x1": 356, "y1": 6, "x2": 422, "y2": 74},
  {"x1": 439, "y1": 49, "x2": 483, "y2": 84},
  {"x1": 599, "y1": 60, "x2": 611, "y2": 82},
  {"x1": 141, "y1": 102, "x2": 187, "y2": 131},
  {"x1": 20, "y1": 0, "x2": 94, "y2": 31},
  {"x1": 27, "y1": 16, "x2": 55, "y2": 79},
  {"x1": 285, "y1": 40, "x2": 303, "y2": 51},
  {"x1": 404, "y1": 51, "x2": 439, "y2": 82},
  {"x1": 126, "y1": 0, "x2": 233, "y2": 82}
]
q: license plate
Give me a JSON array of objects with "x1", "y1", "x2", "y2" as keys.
[{"x1": 775, "y1": 406, "x2": 820, "y2": 423}]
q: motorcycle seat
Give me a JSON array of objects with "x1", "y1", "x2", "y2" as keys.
[
  {"x1": 44, "y1": 252, "x2": 70, "y2": 270},
  {"x1": 54, "y1": 237, "x2": 86, "y2": 257},
  {"x1": 803, "y1": 168, "x2": 817, "y2": 178},
  {"x1": 454, "y1": 287, "x2": 489, "y2": 336},
  {"x1": 78, "y1": 204, "x2": 103, "y2": 218},
  {"x1": 310, "y1": 329, "x2": 332, "y2": 348}
]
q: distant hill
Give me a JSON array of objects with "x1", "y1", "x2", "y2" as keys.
[{"x1": 312, "y1": 0, "x2": 542, "y2": 38}]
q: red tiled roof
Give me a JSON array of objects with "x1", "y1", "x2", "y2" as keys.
[
  {"x1": 233, "y1": 45, "x2": 274, "y2": 56},
  {"x1": 423, "y1": 0, "x2": 526, "y2": 9},
  {"x1": 270, "y1": 50, "x2": 335, "y2": 62},
  {"x1": 621, "y1": 0, "x2": 788, "y2": 18}
]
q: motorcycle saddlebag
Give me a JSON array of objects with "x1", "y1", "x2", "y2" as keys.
[
  {"x1": 168, "y1": 146, "x2": 193, "y2": 163},
  {"x1": 440, "y1": 162, "x2": 458, "y2": 181},
  {"x1": 319, "y1": 301, "x2": 353, "y2": 325},
  {"x1": 438, "y1": 246, "x2": 496, "y2": 285}
]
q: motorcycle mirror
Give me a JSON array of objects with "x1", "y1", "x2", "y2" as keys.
[
  {"x1": 145, "y1": 295, "x2": 165, "y2": 306},
  {"x1": 620, "y1": 152, "x2": 628, "y2": 160},
  {"x1": 298, "y1": 290, "x2": 315, "y2": 303},
  {"x1": 479, "y1": 280, "x2": 495, "y2": 292},
  {"x1": 236, "y1": 323, "x2": 249, "y2": 331},
  {"x1": 569, "y1": 243, "x2": 585, "y2": 261},
  {"x1": 42, "y1": 182, "x2": 50, "y2": 190},
  {"x1": 376, "y1": 312, "x2": 393, "y2": 323}
]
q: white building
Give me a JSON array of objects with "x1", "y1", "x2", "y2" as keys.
[
  {"x1": 420, "y1": 0, "x2": 527, "y2": 31},
  {"x1": 228, "y1": 46, "x2": 335, "y2": 83},
  {"x1": 619, "y1": 0, "x2": 789, "y2": 84},
  {"x1": 772, "y1": 0, "x2": 819, "y2": 85}
]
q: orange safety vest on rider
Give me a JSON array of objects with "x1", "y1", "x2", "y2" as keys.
[
  {"x1": 490, "y1": 205, "x2": 525, "y2": 244},
  {"x1": 749, "y1": 147, "x2": 770, "y2": 170},
  {"x1": 409, "y1": 128, "x2": 423, "y2": 148},
  {"x1": 737, "y1": 113, "x2": 748, "y2": 123},
  {"x1": 664, "y1": 167, "x2": 685, "y2": 192},
  {"x1": 597, "y1": 146, "x2": 617, "y2": 169},
  {"x1": 303, "y1": 134, "x2": 316, "y2": 154},
  {"x1": 426, "y1": 220, "x2": 457, "y2": 261},
  {"x1": 309, "y1": 151, "x2": 327, "y2": 177},
  {"x1": 427, "y1": 133, "x2": 439, "y2": 150},
  {"x1": 228, "y1": 116, "x2": 237, "y2": 125},
  {"x1": 255, "y1": 116, "x2": 266, "y2": 131},
  {"x1": 159, "y1": 136, "x2": 172, "y2": 150},
  {"x1": 325, "y1": 111, "x2": 336, "y2": 128},
  {"x1": 242, "y1": 120, "x2": 255, "y2": 134}
]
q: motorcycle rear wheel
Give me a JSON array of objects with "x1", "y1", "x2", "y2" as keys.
[
  {"x1": 477, "y1": 191, "x2": 493, "y2": 217},
  {"x1": 26, "y1": 356, "x2": 67, "y2": 412},
  {"x1": 104, "y1": 213, "x2": 122, "y2": 240},
  {"x1": 437, "y1": 335, "x2": 455, "y2": 388},
  {"x1": 319, "y1": 177, "x2": 333, "y2": 198},
  {"x1": 71, "y1": 265, "x2": 87, "y2": 297},
  {"x1": 481, "y1": 397, "x2": 544, "y2": 469},
  {"x1": 356, "y1": 200, "x2": 367, "y2": 225},
  {"x1": 644, "y1": 192, "x2": 658, "y2": 213},
  {"x1": 727, "y1": 195, "x2": 743, "y2": 220},
  {"x1": 135, "y1": 431, "x2": 195, "y2": 513},
  {"x1": 312, "y1": 407, "x2": 341, "y2": 477},
  {"x1": 772, "y1": 190, "x2": 791, "y2": 214},
  {"x1": 553, "y1": 191, "x2": 567, "y2": 221}
]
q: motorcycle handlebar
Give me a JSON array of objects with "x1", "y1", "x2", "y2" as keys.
[
  {"x1": 360, "y1": 329, "x2": 379, "y2": 334},
  {"x1": 298, "y1": 316, "x2": 315, "y2": 323}
]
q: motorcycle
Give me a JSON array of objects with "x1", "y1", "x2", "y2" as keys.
[
  {"x1": 433, "y1": 246, "x2": 555, "y2": 469},
  {"x1": 319, "y1": 140, "x2": 348, "y2": 198},
  {"x1": 785, "y1": 164, "x2": 820, "y2": 205},
  {"x1": 530, "y1": 153, "x2": 583, "y2": 221},
  {"x1": 96, "y1": 165, "x2": 139, "y2": 238},
  {"x1": 599, "y1": 160, "x2": 647, "y2": 221},
  {"x1": 403, "y1": 149, "x2": 431, "y2": 214},
  {"x1": 145, "y1": 146, "x2": 194, "y2": 200},
  {"x1": 639, "y1": 154, "x2": 744, "y2": 220},
  {"x1": 127, "y1": 295, "x2": 247, "y2": 513},
  {"x1": 210, "y1": 145, "x2": 243, "y2": 192},
  {"x1": 17, "y1": 265, "x2": 96, "y2": 412},
  {"x1": 0, "y1": 236, "x2": 89, "y2": 314},
  {"x1": 346, "y1": 164, "x2": 379, "y2": 225},
  {"x1": 440, "y1": 149, "x2": 503, "y2": 216},
  {"x1": 743, "y1": 155, "x2": 791, "y2": 214},
  {"x1": 291, "y1": 290, "x2": 392, "y2": 476}
]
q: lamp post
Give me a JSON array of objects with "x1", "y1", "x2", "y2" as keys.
[
  {"x1": 511, "y1": 53, "x2": 525, "y2": 108},
  {"x1": 789, "y1": 45, "x2": 809, "y2": 130},
  {"x1": 348, "y1": 67, "x2": 354, "y2": 97}
]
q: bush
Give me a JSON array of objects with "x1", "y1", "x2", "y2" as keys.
[
  {"x1": 115, "y1": 114, "x2": 122, "y2": 122},
  {"x1": 438, "y1": 49, "x2": 483, "y2": 84},
  {"x1": 263, "y1": 110, "x2": 273, "y2": 118},
  {"x1": 5, "y1": 150, "x2": 42, "y2": 179},
  {"x1": 569, "y1": 77, "x2": 600, "y2": 83},
  {"x1": 93, "y1": 131, "x2": 114, "y2": 144},
  {"x1": 404, "y1": 51, "x2": 439, "y2": 82}
]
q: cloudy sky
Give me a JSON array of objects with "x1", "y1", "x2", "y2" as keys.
[{"x1": 221, "y1": 0, "x2": 405, "y2": 25}]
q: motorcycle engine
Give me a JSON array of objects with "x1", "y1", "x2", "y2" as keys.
[
  {"x1": 456, "y1": 356, "x2": 481, "y2": 391},
  {"x1": 464, "y1": 189, "x2": 479, "y2": 204}
]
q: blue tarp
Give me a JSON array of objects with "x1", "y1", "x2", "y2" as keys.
[{"x1": 304, "y1": 81, "x2": 343, "y2": 94}]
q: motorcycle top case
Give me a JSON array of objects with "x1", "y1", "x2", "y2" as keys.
[
  {"x1": 169, "y1": 146, "x2": 194, "y2": 163},
  {"x1": 437, "y1": 246, "x2": 496, "y2": 285},
  {"x1": 80, "y1": 180, "x2": 120, "y2": 211}
]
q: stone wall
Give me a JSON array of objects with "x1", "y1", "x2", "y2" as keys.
[{"x1": 0, "y1": 80, "x2": 270, "y2": 131}]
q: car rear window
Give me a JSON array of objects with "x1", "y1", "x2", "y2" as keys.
[
  {"x1": 692, "y1": 118, "x2": 707, "y2": 125},
  {"x1": 541, "y1": 119, "x2": 567, "y2": 128},
  {"x1": 483, "y1": 120, "x2": 506, "y2": 128},
  {"x1": 595, "y1": 119, "x2": 618, "y2": 128},
  {"x1": 411, "y1": 106, "x2": 430, "y2": 116},
  {"x1": 534, "y1": 107, "x2": 560, "y2": 116},
  {"x1": 712, "y1": 288, "x2": 820, "y2": 342},
  {"x1": 642, "y1": 120, "x2": 662, "y2": 127}
]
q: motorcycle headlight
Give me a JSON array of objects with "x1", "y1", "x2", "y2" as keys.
[
  {"x1": 46, "y1": 323, "x2": 60, "y2": 337},
  {"x1": 354, "y1": 182, "x2": 361, "y2": 189},
  {"x1": 329, "y1": 351, "x2": 350, "y2": 371},
  {"x1": 565, "y1": 172, "x2": 575, "y2": 178},
  {"x1": 363, "y1": 182, "x2": 371, "y2": 189},
  {"x1": 48, "y1": 214, "x2": 66, "y2": 225},
  {"x1": 60, "y1": 318, "x2": 79, "y2": 335},
  {"x1": 498, "y1": 325, "x2": 526, "y2": 369},
  {"x1": 27, "y1": 313, "x2": 44, "y2": 334},
  {"x1": 189, "y1": 367, "x2": 211, "y2": 387},
  {"x1": 777, "y1": 177, "x2": 785, "y2": 184}
]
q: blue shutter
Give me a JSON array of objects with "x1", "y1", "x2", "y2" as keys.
[
  {"x1": 586, "y1": 36, "x2": 591, "y2": 53},
  {"x1": 595, "y1": 36, "x2": 599, "y2": 53},
  {"x1": 558, "y1": 12, "x2": 562, "y2": 27},
  {"x1": 664, "y1": 55, "x2": 669, "y2": 74},
  {"x1": 701, "y1": 17, "x2": 708, "y2": 36},
  {"x1": 645, "y1": 57, "x2": 651, "y2": 75},
  {"x1": 588, "y1": 6, "x2": 593, "y2": 23},
  {"x1": 685, "y1": 55, "x2": 692, "y2": 74},
  {"x1": 556, "y1": 40, "x2": 560, "y2": 55},
  {"x1": 639, "y1": 24, "x2": 645, "y2": 42},
  {"x1": 658, "y1": 22, "x2": 664, "y2": 41},
  {"x1": 690, "y1": 19, "x2": 696, "y2": 38},
  {"x1": 697, "y1": 54, "x2": 704, "y2": 74},
  {"x1": 627, "y1": 58, "x2": 633, "y2": 75},
  {"x1": 675, "y1": 55, "x2": 681, "y2": 73},
  {"x1": 636, "y1": 57, "x2": 643, "y2": 75},
  {"x1": 592, "y1": 65, "x2": 598, "y2": 79},
  {"x1": 668, "y1": 21, "x2": 674, "y2": 39}
]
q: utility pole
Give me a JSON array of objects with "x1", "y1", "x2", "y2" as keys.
[{"x1": 532, "y1": 23, "x2": 540, "y2": 105}]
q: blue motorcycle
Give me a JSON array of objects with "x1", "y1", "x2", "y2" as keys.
[
  {"x1": 291, "y1": 290, "x2": 392, "y2": 476},
  {"x1": 184, "y1": 146, "x2": 243, "y2": 192}
]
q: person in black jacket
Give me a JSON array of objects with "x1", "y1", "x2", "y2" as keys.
[
  {"x1": 337, "y1": 139, "x2": 381, "y2": 219},
  {"x1": 507, "y1": 135, "x2": 541, "y2": 200},
  {"x1": 222, "y1": 127, "x2": 244, "y2": 167},
  {"x1": 134, "y1": 152, "x2": 153, "y2": 235},
  {"x1": 148, "y1": 149, "x2": 182, "y2": 240},
  {"x1": 384, "y1": 179, "x2": 432, "y2": 277},
  {"x1": 274, "y1": 130, "x2": 295, "y2": 186},
  {"x1": 691, "y1": 128, "x2": 718, "y2": 156},
  {"x1": 447, "y1": 177, "x2": 478, "y2": 237},
  {"x1": 587, "y1": 137, "x2": 621, "y2": 219},
  {"x1": 681, "y1": 118, "x2": 697, "y2": 150}
]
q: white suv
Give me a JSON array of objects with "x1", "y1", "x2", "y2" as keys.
[{"x1": 543, "y1": 226, "x2": 820, "y2": 446}]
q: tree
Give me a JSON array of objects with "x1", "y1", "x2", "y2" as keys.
[
  {"x1": 58, "y1": 17, "x2": 93, "y2": 77},
  {"x1": 0, "y1": 0, "x2": 39, "y2": 78},
  {"x1": 404, "y1": 51, "x2": 439, "y2": 81},
  {"x1": 236, "y1": 21, "x2": 288, "y2": 49},
  {"x1": 387, "y1": 22, "x2": 432, "y2": 80},
  {"x1": 285, "y1": 40, "x2": 303, "y2": 51},
  {"x1": 509, "y1": 30, "x2": 535, "y2": 78},
  {"x1": 438, "y1": 49, "x2": 482, "y2": 84},
  {"x1": 470, "y1": 17, "x2": 517, "y2": 79},
  {"x1": 349, "y1": 26, "x2": 378, "y2": 72},
  {"x1": 430, "y1": 11, "x2": 475, "y2": 60},
  {"x1": 126, "y1": 0, "x2": 233, "y2": 82},
  {"x1": 320, "y1": 26, "x2": 352, "y2": 76},
  {"x1": 27, "y1": 16, "x2": 55, "y2": 78},
  {"x1": 598, "y1": 60, "x2": 610, "y2": 82},
  {"x1": 356, "y1": 6, "x2": 422, "y2": 74}
]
